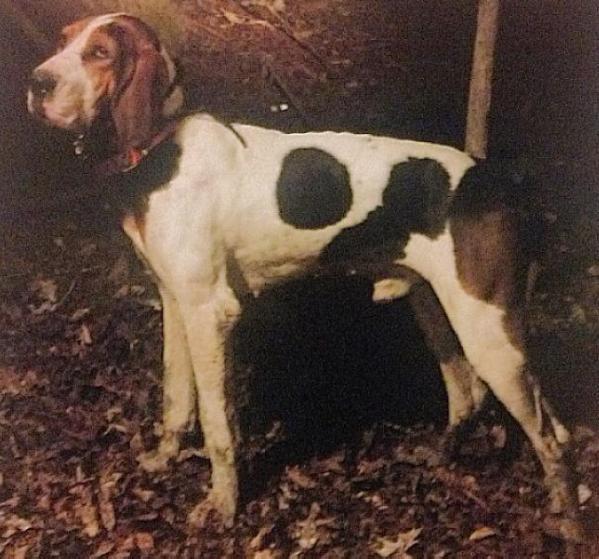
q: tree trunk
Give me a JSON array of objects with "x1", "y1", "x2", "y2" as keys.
[{"x1": 465, "y1": 0, "x2": 500, "y2": 159}]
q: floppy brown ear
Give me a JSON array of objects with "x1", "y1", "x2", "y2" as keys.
[{"x1": 111, "y1": 46, "x2": 168, "y2": 153}]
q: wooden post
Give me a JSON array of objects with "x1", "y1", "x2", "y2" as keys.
[{"x1": 464, "y1": 0, "x2": 500, "y2": 159}]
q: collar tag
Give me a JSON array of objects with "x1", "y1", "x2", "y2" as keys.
[
  {"x1": 120, "y1": 148, "x2": 149, "y2": 172},
  {"x1": 73, "y1": 134, "x2": 87, "y2": 157}
]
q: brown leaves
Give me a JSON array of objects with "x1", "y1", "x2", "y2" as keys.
[
  {"x1": 468, "y1": 526, "x2": 496, "y2": 541},
  {"x1": 286, "y1": 465, "x2": 317, "y2": 489},
  {"x1": 134, "y1": 532, "x2": 155, "y2": 551},
  {"x1": 291, "y1": 502, "x2": 335, "y2": 553},
  {"x1": 70, "y1": 485, "x2": 101, "y2": 538},
  {"x1": 29, "y1": 278, "x2": 58, "y2": 314},
  {"x1": 372, "y1": 527, "x2": 422, "y2": 558},
  {"x1": 98, "y1": 472, "x2": 121, "y2": 532},
  {"x1": 0, "y1": 514, "x2": 33, "y2": 539},
  {"x1": 2, "y1": 194, "x2": 599, "y2": 557}
]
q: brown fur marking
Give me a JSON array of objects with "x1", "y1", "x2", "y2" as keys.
[{"x1": 450, "y1": 208, "x2": 528, "y2": 349}]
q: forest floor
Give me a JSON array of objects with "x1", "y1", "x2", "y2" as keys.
[
  {"x1": 1, "y1": 211, "x2": 598, "y2": 557},
  {"x1": 2, "y1": 0, "x2": 599, "y2": 557}
]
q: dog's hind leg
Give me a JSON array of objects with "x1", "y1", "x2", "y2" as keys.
[
  {"x1": 138, "y1": 288, "x2": 196, "y2": 472},
  {"x1": 408, "y1": 281, "x2": 487, "y2": 430},
  {"x1": 408, "y1": 281, "x2": 488, "y2": 459},
  {"x1": 433, "y1": 282, "x2": 579, "y2": 539},
  {"x1": 421, "y1": 210, "x2": 580, "y2": 540}
]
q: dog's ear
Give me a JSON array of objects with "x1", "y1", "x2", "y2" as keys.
[{"x1": 111, "y1": 46, "x2": 169, "y2": 153}]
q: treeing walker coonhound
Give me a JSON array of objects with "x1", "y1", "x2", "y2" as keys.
[{"x1": 27, "y1": 13, "x2": 580, "y2": 539}]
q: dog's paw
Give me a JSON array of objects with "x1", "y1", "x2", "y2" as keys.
[
  {"x1": 137, "y1": 432, "x2": 182, "y2": 472},
  {"x1": 439, "y1": 420, "x2": 476, "y2": 464},
  {"x1": 187, "y1": 490, "x2": 236, "y2": 529},
  {"x1": 137, "y1": 447, "x2": 175, "y2": 473}
]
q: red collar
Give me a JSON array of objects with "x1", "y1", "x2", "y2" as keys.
[{"x1": 93, "y1": 120, "x2": 179, "y2": 177}]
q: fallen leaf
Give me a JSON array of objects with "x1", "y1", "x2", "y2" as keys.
[
  {"x1": 357, "y1": 457, "x2": 386, "y2": 476},
  {"x1": 92, "y1": 541, "x2": 116, "y2": 558},
  {"x1": 79, "y1": 324, "x2": 93, "y2": 345},
  {"x1": 292, "y1": 503, "x2": 335, "y2": 551},
  {"x1": 578, "y1": 483, "x2": 592, "y2": 504},
  {"x1": 372, "y1": 527, "x2": 422, "y2": 558},
  {"x1": 313, "y1": 450, "x2": 345, "y2": 474},
  {"x1": 70, "y1": 485, "x2": 100, "y2": 538},
  {"x1": 135, "y1": 532, "x2": 154, "y2": 551},
  {"x1": 468, "y1": 526, "x2": 496, "y2": 541},
  {"x1": 587, "y1": 264, "x2": 599, "y2": 277},
  {"x1": 132, "y1": 487, "x2": 156, "y2": 503},
  {"x1": 253, "y1": 550, "x2": 280, "y2": 559},
  {"x1": 250, "y1": 524, "x2": 274, "y2": 550},
  {"x1": 98, "y1": 478, "x2": 117, "y2": 531},
  {"x1": 30, "y1": 278, "x2": 58, "y2": 303},
  {"x1": 70, "y1": 307, "x2": 91, "y2": 321},
  {"x1": 12, "y1": 544, "x2": 30, "y2": 559},
  {"x1": 0, "y1": 514, "x2": 33, "y2": 538},
  {"x1": 287, "y1": 465, "x2": 317, "y2": 489}
]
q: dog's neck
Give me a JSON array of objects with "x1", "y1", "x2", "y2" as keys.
[{"x1": 73, "y1": 111, "x2": 179, "y2": 177}]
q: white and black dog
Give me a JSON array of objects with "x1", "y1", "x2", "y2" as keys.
[{"x1": 27, "y1": 13, "x2": 580, "y2": 538}]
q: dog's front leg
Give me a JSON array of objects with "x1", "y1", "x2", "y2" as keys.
[
  {"x1": 179, "y1": 285, "x2": 241, "y2": 526},
  {"x1": 138, "y1": 288, "x2": 196, "y2": 472}
]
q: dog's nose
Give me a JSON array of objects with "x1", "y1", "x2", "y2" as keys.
[{"x1": 29, "y1": 70, "x2": 57, "y2": 97}]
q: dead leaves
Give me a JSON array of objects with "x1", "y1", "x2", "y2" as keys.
[
  {"x1": 98, "y1": 472, "x2": 121, "y2": 532},
  {"x1": 2, "y1": 213, "x2": 599, "y2": 557},
  {"x1": 286, "y1": 465, "x2": 317, "y2": 489},
  {"x1": 468, "y1": 526, "x2": 496, "y2": 541},
  {"x1": 28, "y1": 278, "x2": 58, "y2": 314},
  {"x1": 70, "y1": 485, "x2": 101, "y2": 538},
  {"x1": 0, "y1": 514, "x2": 34, "y2": 539},
  {"x1": 372, "y1": 527, "x2": 421, "y2": 558},
  {"x1": 291, "y1": 502, "x2": 335, "y2": 553}
]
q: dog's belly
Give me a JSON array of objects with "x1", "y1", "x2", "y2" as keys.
[{"x1": 230, "y1": 223, "x2": 427, "y2": 302}]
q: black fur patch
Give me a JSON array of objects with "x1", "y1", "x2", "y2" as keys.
[
  {"x1": 321, "y1": 158, "x2": 451, "y2": 263},
  {"x1": 105, "y1": 139, "x2": 182, "y2": 215},
  {"x1": 449, "y1": 159, "x2": 541, "y2": 262},
  {"x1": 449, "y1": 158, "x2": 532, "y2": 217},
  {"x1": 276, "y1": 148, "x2": 352, "y2": 229}
]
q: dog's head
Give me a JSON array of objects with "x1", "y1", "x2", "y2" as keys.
[{"x1": 27, "y1": 13, "x2": 183, "y2": 153}]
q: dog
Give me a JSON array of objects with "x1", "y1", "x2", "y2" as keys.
[{"x1": 27, "y1": 13, "x2": 580, "y2": 538}]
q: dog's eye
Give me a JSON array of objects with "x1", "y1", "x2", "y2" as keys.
[{"x1": 90, "y1": 46, "x2": 110, "y2": 59}]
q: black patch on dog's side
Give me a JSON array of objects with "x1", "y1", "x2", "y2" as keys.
[
  {"x1": 105, "y1": 139, "x2": 182, "y2": 216},
  {"x1": 276, "y1": 148, "x2": 352, "y2": 229},
  {"x1": 320, "y1": 158, "x2": 451, "y2": 263}
]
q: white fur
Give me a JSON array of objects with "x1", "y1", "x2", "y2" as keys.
[{"x1": 372, "y1": 278, "x2": 412, "y2": 302}]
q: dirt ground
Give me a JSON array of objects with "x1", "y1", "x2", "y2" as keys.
[{"x1": 1, "y1": 1, "x2": 599, "y2": 557}]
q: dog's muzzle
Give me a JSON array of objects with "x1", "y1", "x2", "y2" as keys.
[{"x1": 28, "y1": 69, "x2": 58, "y2": 118}]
